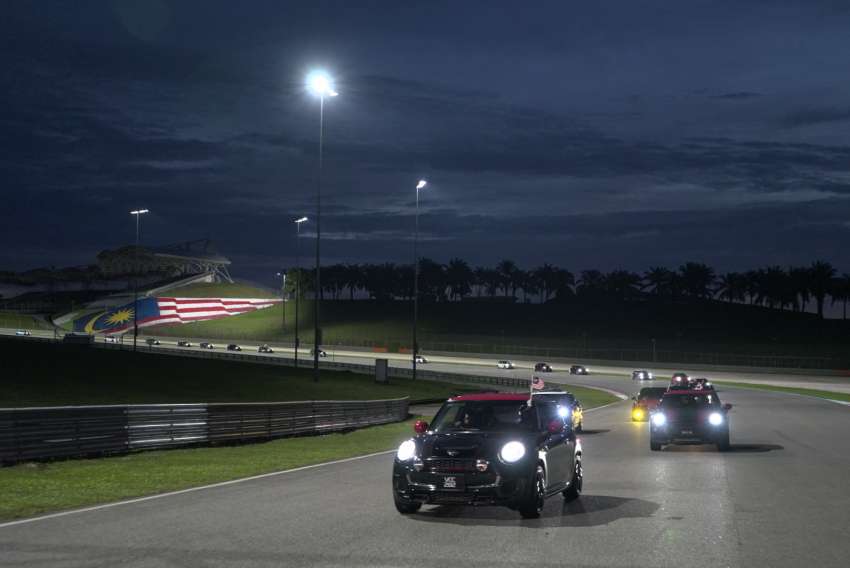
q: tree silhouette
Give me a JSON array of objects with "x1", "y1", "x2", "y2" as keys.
[{"x1": 808, "y1": 260, "x2": 836, "y2": 318}]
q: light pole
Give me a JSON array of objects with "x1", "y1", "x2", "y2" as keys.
[
  {"x1": 276, "y1": 271, "x2": 287, "y2": 329},
  {"x1": 130, "y1": 208, "x2": 149, "y2": 352},
  {"x1": 307, "y1": 70, "x2": 337, "y2": 382},
  {"x1": 412, "y1": 179, "x2": 427, "y2": 381},
  {"x1": 294, "y1": 216, "x2": 308, "y2": 368}
]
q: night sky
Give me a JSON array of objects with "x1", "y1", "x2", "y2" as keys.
[{"x1": 3, "y1": 1, "x2": 850, "y2": 283}]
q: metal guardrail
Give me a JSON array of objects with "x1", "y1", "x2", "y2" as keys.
[{"x1": 0, "y1": 398, "x2": 409, "y2": 464}]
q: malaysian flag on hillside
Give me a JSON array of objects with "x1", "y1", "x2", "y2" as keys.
[{"x1": 73, "y1": 297, "x2": 281, "y2": 334}]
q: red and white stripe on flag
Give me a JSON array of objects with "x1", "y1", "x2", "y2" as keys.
[
  {"x1": 139, "y1": 297, "x2": 281, "y2": 328},
  {"x1": 531, "y1": 375, "x2": 545, "y2": 390}
]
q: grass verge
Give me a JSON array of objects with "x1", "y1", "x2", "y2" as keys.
[
  {"x1": 0, "y1": 416, "x2": 424, "y2": 522},
  {"x1": 714, "y1": 381, "x2": 850, "y2": 403}
]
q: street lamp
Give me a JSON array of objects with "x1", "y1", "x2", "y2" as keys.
[
  {"x1": 412, "y1": 179, "x2": 427, "y2": 381},
  {"x1": 130, "y1": 209, "x2": 149, "y2": 352},
  {"x1": 294, "y1": 216, "x2": 308, "y2": 368},
  {"x1": 306, "y1": 70, "x2": 337, "y2": 382},
  {"x1": 276, "y1": 271, "x2": 287, "y2": 331}
]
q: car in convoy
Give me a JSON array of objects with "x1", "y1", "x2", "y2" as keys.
[
  {"x1": 533, "y1": 389, "x2": 584, "y2": 431},
  {"x1": 15, "y1": 329, "x2": 31, "y2": 336},
  {"x1": 414, "y1": 354, "x2": 428, "y2": 364},
  {"x1": 631, "y1": 386, "x2": 667, "y2": 421},
  {"x1": 670, "y1": 372, "x2": 690, "y2": 387},
  {"x1": 392, "y1": 392, "x2": 583, "y2": 519},
  {"x1": 534, "y1": 362, "x2": 553, "y2": 372},
  {"x1": 311, "y1": 348, "x2": 328, "y2": 358},
  {"x1": 227, "y1": 344, "x2": 242, "y2": 351},
  {"x1": 145, "y1": 338, "x2": 161, "y2": 346},
  {"x1": 199, "y1": 342, "x2": 215, "y2": 349},
  {"x1": 569, "y1": 365, "x2": 589, "y2": 375},
  {"x1": 497, "y1": 360, "x2": 515, "y2": 369},
  {"x1": 690, "y1": 377, "x2": 714, "y2": 391},
  {"x1": 177, "y1": 340, "x2": 192, "y2": 347},
  {"x1": 258, "y1": 344, "x2": 274, "y2": 353},
  {"x1": 104, "y1": 336, "x2": 119, "y2": 343},
  {"x1": 649, "y1": 389, "x2": 733, "y2": 451},
  {"x1": 632, "y1": 369, "x2": 654, "y2": 380}
]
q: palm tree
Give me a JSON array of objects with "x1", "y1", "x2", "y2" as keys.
[
  {"x1": 445, "y1": 258, "x2": 473, "y2": 301},
  {"x1": 496, "y1": 259, "x2": 518, "y2": 298},
  {"x1": 533, "y1": 263, "x2": 557, "y2": 303},
  {"x1": 551, "y1": 268, "x2": 575, "y2": 300},
  {"x1": 830, "y1": 273, "x2": 850, "y2": 320},
  {"x1": 808, "y1": 260, "x2": 836, "y2": 318},
  {"x1": 577, "y1": 270, "x2": 604, "y2": 296},
  {"x1": 715, "y1": 272, "x2": 747, "y2": 304},
  {"x1": 678, "y1": 262, "x2": 716, "y2": 299},
  {"x1": 788, "y1": 266, "x2": 811, "y2": 312},
  {"x1": 473, "y1": 266, "x2": 487, "y2": 297},
  {"x1": 603, "y1": 270, "x2": 641, "y2": 300},
  {"x1": 642, "y1": 266, "x2": 674, "y2": 298}
]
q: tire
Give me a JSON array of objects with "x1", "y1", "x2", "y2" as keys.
[
  {"x1": 393, "y1": 495, "x2": 422, "y2": 515},
  {"x1": 562, "y1": 460, "x2": 583, "y2": 502},
  {"x1": 519, "y1": 465, "x2": 546, "y2": 519},
  {"x1": 717, "y1": 430, "x2": 731, "y2": 452},
  {"x1": 650, "y1": 440, "x2": 662, "y2": 451}
]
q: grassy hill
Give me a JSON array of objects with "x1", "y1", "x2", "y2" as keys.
[
  {"x1": 143, "y1": 297, "x2": 850, "y2": 367},
  {"x1": 0, "y1": 312, "x2": 51, "y2": 330}
]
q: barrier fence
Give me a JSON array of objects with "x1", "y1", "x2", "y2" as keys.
[{"x1": 0, "y1": 398, "x2": 409, "y2": 464}]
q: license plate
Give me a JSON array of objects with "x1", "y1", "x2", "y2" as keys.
[
  {"x1": 681, "y1": 429, "x2": 694, "y2": 435},
  {"x1": 441, "y1": 475, "x2": 464, "y2": 491}
]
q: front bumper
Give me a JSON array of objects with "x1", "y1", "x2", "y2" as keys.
[
  {"x1": 651, "y1": 423, "x2": 727, "y2": 444},
  {"x1": 393, "y1": 461, "x2": 531, "y2": 507}
]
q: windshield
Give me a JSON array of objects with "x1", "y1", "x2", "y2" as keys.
[
  {"x1": 430, "y1": 401, "x2": 540, "y2": 432},
  {"x1": 639, "y1": 388, "x2": 667, "y2": 400},
  {"x1": 661, "y1": 393, "x2": 719, "y2": 408}
]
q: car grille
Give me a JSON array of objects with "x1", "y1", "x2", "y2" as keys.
[{"x1": 426, "y1": 458, "x2": 477, "y2": 472}]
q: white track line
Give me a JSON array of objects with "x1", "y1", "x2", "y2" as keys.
[{"x1": 0, "y1": 449, "x2": 395, "y2": 529}]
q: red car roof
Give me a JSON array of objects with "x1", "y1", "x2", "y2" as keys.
[{"x1": 449, "y1": 393, "x2": 529, "y2": 402}]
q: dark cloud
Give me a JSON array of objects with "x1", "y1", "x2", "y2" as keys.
[{"x1": 2, "y1": 1, "x2": 850, "y2": 284}]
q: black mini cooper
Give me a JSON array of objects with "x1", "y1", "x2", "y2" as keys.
[{"x1": 392, "y1": 393, "x2": 583, "y2": 518}]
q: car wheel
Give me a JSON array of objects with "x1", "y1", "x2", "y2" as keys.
[
  {"x1": 393, "y1": 495, "x2": 421, "y2": 515},
  {"x1": 562, "y1": 460, "x2": 582, "y2": 502},
  {"x1": 650, "y1": 440, "x2": 662, "y2": 451},
  {"x1": 717, "y1": 430, "x2": 731, "y2": 452},
  {"x1": 519, "y1": 465, "x2": 546, "y2": 519}
]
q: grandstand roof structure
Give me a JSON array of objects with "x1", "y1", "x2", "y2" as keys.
[{"x1": 97, "y1": 239, "x2": 233, "y2": 283}]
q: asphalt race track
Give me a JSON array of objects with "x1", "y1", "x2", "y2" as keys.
[
  {"x1": 2, "y1": 372, "x2": 849, "y2": 567},
  {"x1": 1, "y1": 330, "x2": 849, "y2": 566}
]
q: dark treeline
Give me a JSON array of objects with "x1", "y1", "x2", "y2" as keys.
[{"x1": 284, "y1": 259, "x2": 850, "y2": 320}]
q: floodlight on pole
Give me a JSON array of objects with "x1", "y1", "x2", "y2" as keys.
[
  {"x1": 306, "y1": 69, "x2": 337, "y2": 382},
  {"x1": 412, "y1": 179, "x2": 428, "y2": 381},
  {"x1": 129, "y1": 208, "x2": 150, "y2": 352}
]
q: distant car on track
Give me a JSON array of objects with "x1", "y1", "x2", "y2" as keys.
[
  {"x1": 227, "y1": 344, "x2": 242, "y2": 351},
  {"x1": 670, "y1": 372, "x2": 690, "y2": 387},
  {"x1": 632, "y1": 369, "x2": 653, "y2": 380},
  {"x1": 392, "y1": 392, "x2": 583, "y2": 519},
  {"x1": 145, "y1": 338, "x2": 161, "y2": 346},
  {"x1": 631, "y1": 386, "x2": 667, "y2": 421},
  {"x1": 258, "y1": 344, "x2": 274, "y2": 353},
  {"x1": 199, "y1": 342, "x2": 215, "y2": 349},
  {"x1": 15, "y1": 330, "x2": 31, "y2": 336},
  {"x1": 311, "y1": 348, "x2": 327, "y2": 358},
  {"x1": 650, "y1": 389, "x2": 732, "y2": 451},
  {"x1": 104, "y1": 336, "x2": 118, "y2": 343},
  {"x1": 534, "y1": 362, "x2": 552, "y2": 372},
  {"x1": 497, "y1": 360, "x2": 514, "y2": 369},
  {"x1": 690, "y1": 377, "x2": 714, "y2": 391},
  {"x1": 177, "y1": 340, "x2": 192, "y2": 347},
  {"x1": 533, "y1": 389, "x2": 584, "y2": 431},
  {"x1": 569, "y1": 365, "x2": 589, "y2": 375},
  {"x1": 414, "y1": 354, "x2": 428, "y2": 364}
]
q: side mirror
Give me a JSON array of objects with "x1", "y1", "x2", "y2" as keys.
[
  {"x1": 723, "y1": 403, "x2": 733, "y2": 411},
  {"x1": 414, "y1": 420, "x2": 429, "y2": 434},
  {"x1": 547, "y1": 419, "x2": 565, "y2": 434}
]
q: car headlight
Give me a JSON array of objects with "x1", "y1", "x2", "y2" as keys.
[
  {"x1": 632, "y1": 408, "x2": 644, "y2": 420},
  {"x1": 397, "y1": 439, "x2": 417, "y2": 461},
  {"x1": 557, "y1": 406, "x2": 570, "y2": 419},
  {"x1": 652, "y1": 413, "x2": 667, "y2": 427},
  {"x1": 708, "y1": 412, "x2": 723, "y2": 426},
  {"x1": 499, "y1": 441, "x2": 526, "y2": 463}
]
